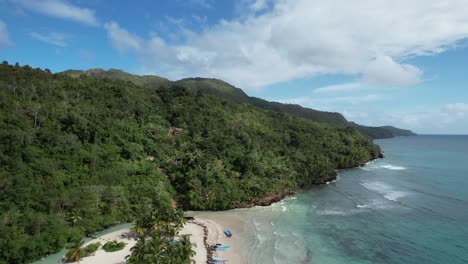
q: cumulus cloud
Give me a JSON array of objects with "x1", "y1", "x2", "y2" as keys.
[
  {"x1": 0, "y1": 19, "x2": 13, "y2": 46},
  {"x1": 30, "y1": 32, "x2": 67, "y2": 47},
  {"x1": 362, "y1": 56, "x2": 422, "y2": 86},
  {"x1": 105, "y1": 0, "x2": 468, "y2": 89},
  {"x1": 104, "y1": 22, "x2": 142, "y2": 52},
  {"x1": 15, "y1": 0, "x2": 98, "y2": 26}
]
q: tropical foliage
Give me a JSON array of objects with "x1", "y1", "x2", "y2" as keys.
[
  {"x1": 102, "y1": 240, "x2": 127, "y2": 252},
  {"x1": 83, "y1": 242, "x2": 101, "y2": 256},
  {"x1": 0, "y1": 62, "x2": 381, "y2": 263},
  {"x1": 126, "y1": 208, "x2": 194, "y2": 264},
  {"x1": 66, "y1": 240, "x2": 85, "y2": 263}
]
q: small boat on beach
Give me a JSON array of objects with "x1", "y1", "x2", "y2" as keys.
[
  {"x1": 211, "y1": 245, "x2": 230, "y2": 250},
  {"x1": 224, "y1": 229, "x2": 232, "y2": 237},
  {"x1": 208, "y1": 257, "x2": 228, "y2": 263}
]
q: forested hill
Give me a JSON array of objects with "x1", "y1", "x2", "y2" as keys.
[
  {"x1": 0, "y1": 63, "x2": 381, "y2": 263},
  {"x1": 62, "y1": 69, "x2": 416, "y2": 139}
]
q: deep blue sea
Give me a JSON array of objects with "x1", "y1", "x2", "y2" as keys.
[{"x1": 248, "y1": 135, "x2": 468, "y2": 263}]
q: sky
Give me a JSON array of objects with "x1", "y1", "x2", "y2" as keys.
[{"x1": 1, "y1": 0, "x2": 467, "y2": 134}]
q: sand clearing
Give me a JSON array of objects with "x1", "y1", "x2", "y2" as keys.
[
  {"x1": 195, "y1": 214, "x2": 251, "y2": 264},
  {"x1": 178, "y1": 222, "x2": 207, "y2": 263},
  {"x1": 79, "y1": 228, "x2": 136, "y2": 264},
  {"x1": 78, "y1": 222, "x2": 208, "y2": 264},
  {"x1": 72, "y1": 212, "x2": 250, "y2": 264}
]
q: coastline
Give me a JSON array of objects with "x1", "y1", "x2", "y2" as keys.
[
  {"x1": 38, "y1": 156, "x2": 383, "y2": 264},
  {"x1": 67, "y1": 213, "x2": 252, "y2": 264}
]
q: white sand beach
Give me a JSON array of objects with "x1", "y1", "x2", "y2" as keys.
[
  {"x1": 79, "y1": 228, "x2": 136, "y2": 264},
  {"x1": 78, "y1": 222, "x2": 208, "y2": 264},
  {"x1": 196, "y1": 212, "x2": 256, "y2": 264},
  {"x1": 66, "y1": 208, "x2": 255, "y2": 264}
]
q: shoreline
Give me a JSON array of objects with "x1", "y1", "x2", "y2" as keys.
[
  {"x1": 74, "y1": 221, "x2": 208, "y2": 264},
  {"x1": 68, "y1": 214, "x2": 249, "y2": 264},
  {"x1": 38, "y1": 157, "x2": 382, "y2": 264}
]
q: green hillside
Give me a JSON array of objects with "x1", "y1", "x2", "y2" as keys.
[
  {"x1": 62, "y1": 68, "x2": 170, "y2": 88},
  {"x1": 64, "y1": 70, "x2": 415, "y2": 139},
  {"x1": 0, "y1": 63, "x2": 381, "y2": 263}
]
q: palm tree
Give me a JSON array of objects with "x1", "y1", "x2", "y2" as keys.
[
  {"x1": 66, "y1": 240, "x2": 85, "y2": 263},
  {"x1": 126, "y1": 236, "x2": 147, "y2": 264},
  {"x1": 67, "y1": 209, "x2": 82, "y2": 227},
  {"x1": 178, "y1": 235, "x2": 195, "y2": 263},
  {"x1": 130, "y1": 225, "x2": 147, "y2": 237}
]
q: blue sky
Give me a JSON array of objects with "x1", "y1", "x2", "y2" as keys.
[{"x1": 1, "y1": 0, "x2": 467, "y2": 134}]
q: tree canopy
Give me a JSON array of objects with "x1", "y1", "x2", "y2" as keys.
[{"x1": 0, "y1": 63, "x2": 381, "y2": 263}]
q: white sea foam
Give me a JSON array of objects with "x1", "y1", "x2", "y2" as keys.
[
  {"x1": 360, "y1": 162, "x2": 406, "y2": 171},
  {"x1": 383, "y1": 191, "x2": 408, "y2": 201},
  {"x1": 356, "y1": 199, "x2": 392, "y2": 209},
  {"x1": 316, "y1": 209, "x2": 349, "y2": 216},
  {"x1": 380, "y1": 164, "x2": 406, "y2": 170},
  {"x1": 361, "y1": 181, "x2": 409, "y2": 202}
]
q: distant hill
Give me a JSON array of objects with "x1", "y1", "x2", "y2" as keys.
[
  {"x1": 349, "y1": 123, "x2": 417, "y2": 139},
  {"x1": 62, "y1": 68, "x2": 170, "y2": 87},
  {"x1": 62, "y1": 69, "x2": 416, "y2": 139}
]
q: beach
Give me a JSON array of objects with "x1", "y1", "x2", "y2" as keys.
[{"x1": 75, "y1": 213, "x2": 252, "y2": 264}]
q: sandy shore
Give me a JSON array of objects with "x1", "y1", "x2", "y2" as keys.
[
  {"x1": 72, "y1": 209, "x2": 257, "y2": 264},
  {"x1": 78, "y1": 222, "x2": 208, "y2": 264},
  {"x1": 79, "y1": 228, "x2": 135, "y2": 264},
  {"x1": 196, "y1": 211, "x2": 258, "y2": 264}
]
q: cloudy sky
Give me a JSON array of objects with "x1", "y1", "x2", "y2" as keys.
[{"x1": 1, "y1": 0, "x2": 467, "y2": 134}]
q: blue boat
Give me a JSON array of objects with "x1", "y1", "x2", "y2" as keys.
[
  {"x1": 214, "y1": 245, "x2": 230, "y2": 250},
  {"x1": 209, "y1": 257, "x2": 228, "y2": 263},
  {"x1": 224, "y1": 229, "x2": 232, "y2": 237}
]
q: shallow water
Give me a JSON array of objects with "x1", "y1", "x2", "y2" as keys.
[
  {"x1": 249, "y1": 135, "x2": 468, "y2": 264},
  {"x1": 35, "y1": 136, "x2": 468, "y2": 264}
]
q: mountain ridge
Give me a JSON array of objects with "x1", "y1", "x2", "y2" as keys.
[{"x1": 62, "y1": 69, "x2": 417, "y2": 139}]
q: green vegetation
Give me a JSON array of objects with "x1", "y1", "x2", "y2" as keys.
[
  {"x1": 126, "y1": 208, "x2": 194, "y2": 264},
  {"x1": 65, "y1": 240, "x2": 85, "y2": 263},
  {"x1": 0, "y1": 62, "x2": 381, "y2": 263},
  {"x1": 83, "y1": 242, "x2": 101, "y2": 256},
  {"x1": 65, "y1": 70, "x2": 414, "y2": 139},
  {"x1": 102, "y1": 240, "x2": 126, "y2": 252},
  {"x1": 65, "y1": 241, "x2": 101, "y2": 263}
]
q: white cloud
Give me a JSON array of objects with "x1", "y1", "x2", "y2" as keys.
[
  {"x1": 104, "y1": 22, "x2": 142, "y2": 52},
  {"x1": 30, "y1": 32, "x2": 67, "y2": 47},
  {"x1": 276, "y1": 94, "x2": 382, "y2": 106},
  {"x1": 250, "y1": 0, "x2": 271, "y2": 12},
  {"x1": 314, "y1": 82, "x2": 362, "y2": 93},
  {"x1": 106, "y1": 0, "x2": 468, "y2": 90},
  {"x1": 16, "y1": 0, "x2": 98, "y2": 26},
  {"x1": 362, "y1": 56, "x2": 422, "y2": 86},
  {"x1": 443, "y1": 103, "x2": 468, "y2": 118},
  {"x1": 341, "y1": 103, "x2": 468, "y2": 134},
  {"x1": 0, "y1": 19, "x2": 13, "y2": 46}
]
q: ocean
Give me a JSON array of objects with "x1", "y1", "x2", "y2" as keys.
[
  {"x1": 35, "y1": 135, "x2": 468, "y2": 264},
  {"x1": 245, "y1": 135, "x2": 468, "y2": 263}
]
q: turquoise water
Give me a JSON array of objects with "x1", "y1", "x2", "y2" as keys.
[
  {"x1": 35, "y1": 136, "x2": 468, "y2": 264},
  {"x1": 249, "y1": 135, "x2": 468, "y2": 263}
]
